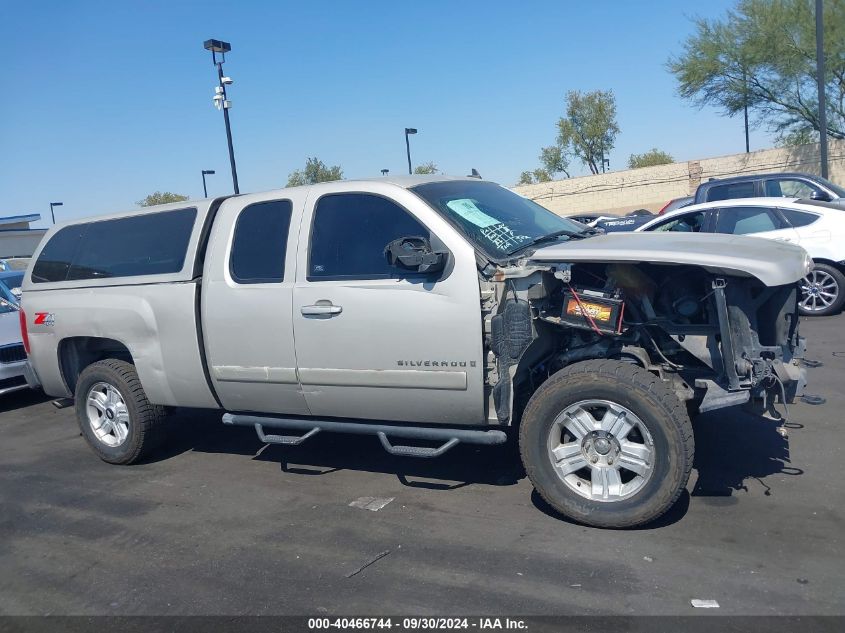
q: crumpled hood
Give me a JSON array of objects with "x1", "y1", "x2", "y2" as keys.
[{"x1": 529, "y1": 232, "x2": 812, "y2": 287}]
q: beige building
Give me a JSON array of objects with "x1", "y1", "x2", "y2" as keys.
[
  {"x1": 0, "y1": 214, "x2": 47, "y2": 259},
  {"x1": 512, "y1": 139, "x2": 845, "y2": 217}
]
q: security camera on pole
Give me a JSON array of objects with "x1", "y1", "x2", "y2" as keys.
[{"x1": 204, "y1": 39, "x2": 240, "y2": 194}]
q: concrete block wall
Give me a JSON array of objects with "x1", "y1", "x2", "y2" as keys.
[{"x1": 511, "y1": 139, "x2": 845, "y2": 217}]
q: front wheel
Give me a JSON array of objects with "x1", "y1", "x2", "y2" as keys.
[
  {"x1": 74, "y1": 359, "x2": 166, "y2": 465},
  {"x1": 519, "y1": 359, "x2": 694, "y2": 528},
  {"x1": 799, "y1": 263, "x2": 845, "y2": 316}
]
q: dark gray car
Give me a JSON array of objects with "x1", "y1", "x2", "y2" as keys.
[{"x1": 695, "y1": 172, "x2": 845, "y2": 206}]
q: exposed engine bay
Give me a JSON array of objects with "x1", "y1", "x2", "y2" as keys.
[{"x1": 480, "y1": 261, "x2": 807, "y2": 424}]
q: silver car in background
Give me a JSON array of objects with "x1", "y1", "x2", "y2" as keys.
[{"x1": 0, "y1": 270, "x2": 28, "y2": 395}]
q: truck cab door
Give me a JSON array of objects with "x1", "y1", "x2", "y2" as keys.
[
  {"x1": 292, "y1": 183, "x2": 485, "y2": 425},
  {"x1": 201, "y1": 192, "x2": 310, "y2": 415}
]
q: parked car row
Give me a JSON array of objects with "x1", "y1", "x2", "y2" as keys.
[{"x1": 0, "y1": 268, "x2": 28, "y2": 396}]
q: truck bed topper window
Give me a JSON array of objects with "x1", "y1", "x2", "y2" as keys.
[{"x1": 32, "y1": 208, "x2": 197, "y2": 283}]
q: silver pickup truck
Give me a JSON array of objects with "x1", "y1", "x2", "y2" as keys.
[{"x1": 21, "y1": 176, "x2": 810, "y2": 528}]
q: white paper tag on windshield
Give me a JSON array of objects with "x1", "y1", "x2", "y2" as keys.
[{"x1": 446, "y1": 199, "x2": 499, "y2": 228}]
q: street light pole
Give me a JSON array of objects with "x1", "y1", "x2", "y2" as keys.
[
  {"x1": 49, "y1": 202, "x2": 63, "y2": 225},
  {"x1": 204, "y1": 39, "x2": 240, "y2": 194},
  {"x1": 815, "y1": 0, "x2": 829, "y2": 178},
  {"x1": 201, "y1": 169, "x2": 216, "y2": 198},
  {"x1": 405, "y1": 127, "x2": 417, "y2": 175},
  {"x1": 743, "y1": 69, "x2": 750, "y2": 153}
]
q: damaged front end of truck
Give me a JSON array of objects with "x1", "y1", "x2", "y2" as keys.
[{"x1": 479, "y1": 233, "x2": 811, "y2": 425}]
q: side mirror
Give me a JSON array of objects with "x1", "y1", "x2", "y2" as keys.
[
  {"x1": 384, "y1": 236, "x2": 446, "y2": 274},
  {"x1": 810, "y1": 189, "x2": 832, "y2": 201}
]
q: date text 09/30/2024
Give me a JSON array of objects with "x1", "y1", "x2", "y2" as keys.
[{"x1": 307, "y1": 618, "x2": 528, "y2": 630}]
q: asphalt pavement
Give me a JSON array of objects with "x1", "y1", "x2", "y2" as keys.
[{"x1": 0, "y1": 315, "x2": 843, "y2": 616}]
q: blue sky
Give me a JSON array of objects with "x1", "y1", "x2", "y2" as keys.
[{"x1": 2, "y1": 0, "x2": 771, "y2": 226}]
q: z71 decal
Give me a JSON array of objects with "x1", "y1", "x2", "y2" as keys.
[{"x1": 34, "y1": 312, "x2": 55, "y2": 326}]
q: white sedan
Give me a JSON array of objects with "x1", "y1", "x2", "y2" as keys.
[{"x1": 636, "y1": 197, "x2": 845, "y2": 316}]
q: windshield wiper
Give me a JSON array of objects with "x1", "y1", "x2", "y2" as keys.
[{"x1": 507, "y1": 228, "x2": 596, "y2": 255}]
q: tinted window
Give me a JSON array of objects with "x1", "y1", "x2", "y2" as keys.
[
  {"x1": 31, "y1": 225, "x2": 87, "y2": 282},
  {"x1": 32, "y1": 208, "x2": 196, "y2": 283},
  {"x1": 309, "y1": 194, "x2": 430, "y2": 280},
  {"x1": 706, "y1": 182, "x2": 757, "y2": 201},
  {"x1": 230, "y1": 200, "x2": 293, "y2": 283},
  {"x1": 765, "y1": 179, "x2": 819, "y2": 198},
  {"x1": 714, "y1": 206, "x2": 784, "y2": 235},
  {"x1": 780, "y1": 208, "x2": 820, "y2": 228},
  {"x1": 652, "y1": 211, "x2": 707, "y2": 233}
]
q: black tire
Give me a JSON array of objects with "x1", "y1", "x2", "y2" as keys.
[
  {"x1": 798, "y1": 263, "x2": 845, "y2": 317},
  {"x1": 74, "y1": 359, "x2": 166, "y2": 465},
  {"x1": 519, "y1": 359, "x2": 694, "y2": 529}
]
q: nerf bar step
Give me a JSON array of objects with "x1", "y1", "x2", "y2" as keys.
[{"x1": 222, "y1": 413, "x2": 507, "y2": 458}]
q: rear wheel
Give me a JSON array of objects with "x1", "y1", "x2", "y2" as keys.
[
  {"x1": 74, "y1": 359, "x2": 166, "y2": 465},
  {"x1": 799, "y1": 263, "x2": 845, "y2": 316},
  {"x1": 519, "y1": 359, "x2": 694, "y2": 528}
]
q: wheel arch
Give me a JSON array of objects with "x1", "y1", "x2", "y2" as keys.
[
  {"x1": 809, "y1": 257, "x2": 845, "y2": 273},
  {"x1": 512, "y1": 335, "x2": 653, "y2": 426},
  {"x1": 58, "y1": 336, "x2": 134, "y2": 394}
]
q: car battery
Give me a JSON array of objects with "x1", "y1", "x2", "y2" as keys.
[{"x1": 560, "y1": 287, "x2": 624, "y2": 334}]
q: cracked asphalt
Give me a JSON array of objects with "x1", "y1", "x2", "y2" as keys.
[{"x1": 0, "y1": 315, "x2": 842, "y2": 616}]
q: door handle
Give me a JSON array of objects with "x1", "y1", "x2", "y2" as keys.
[
  {"x1": 774, "y1": 237, "x2": 793, "y2": 242},
  {"x1": 301, "y1": 303, "x2": 342, "y2": 316}
]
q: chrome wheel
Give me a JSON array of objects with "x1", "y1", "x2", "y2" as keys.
[
  {"x1": 547, "y1": 399, "x2": 654, "y2": 502},
  {"x1": 800, "y1": 270, "x2": 839, "y2": 313},
  {"x1": 86, "y1": 382, "x2": 130, "y2": 447}
]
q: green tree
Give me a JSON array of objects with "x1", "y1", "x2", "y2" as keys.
[
  {"x1": 517, "y1": 171, "x2": 535, "y2": 185},
  {"x1": 776, "y1": 127, "x2": 819, "y2": 147},
  {"x1": 287, "y1": 157, "x2": 344, "y2": 187},
  {"x1": 413, "y1": 161, "x2": 439, "y2": 175},
  {"x1": 137, "y1": 191, "x2": 189, "y2": 207},
  {"x1": 516, "y1": 168, "x2": 553, "y2": 185},
  {"x1": 628, "y1": 148, "x2": 675, "y2": 169},
  {"x1": 555, "y1": 89, "x2": 620, "y2": 174},
  {"x1": 539, "y1": 145, "x2": 571, "y2": 178},
  {"x1": 668, "y1": 0, "x2": 845, "y2": 140}
]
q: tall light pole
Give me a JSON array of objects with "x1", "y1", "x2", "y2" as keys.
[
  {"x1": 201, "y1": 169, "x2": 216, "y2": 197},
  {"x1": 815, "y1": 0, "x2": 829, "y2": 178},
  {"x1": 204, "y1": 39, "x2": 240, "y2": 194},
  {"x1": 49, "y1": 202, "x2": 63, "y2": 224},
  {"x1": 405, "y1": 127, "x2": 417, "y2": 174},
  {"x1": 742, "y1": 68, "x2": 750, "y2": 153}
]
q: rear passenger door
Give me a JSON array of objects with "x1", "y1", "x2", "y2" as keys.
[
  {"x1": 201, "y1": 192, "x2": 310, "y2": 415},
  {"x1": 291, "y1": 185, "x2": 485, "y2": 426}
]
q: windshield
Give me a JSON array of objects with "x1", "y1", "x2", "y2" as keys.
[
  {"x1": 411, "y1": 181, "x2": 586, "y2": 259},
  {"x1": 816, "y1": 175, "x2": 845, "y2": 198}
]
